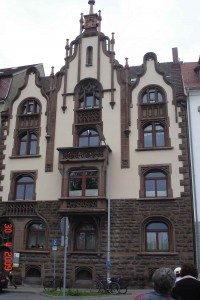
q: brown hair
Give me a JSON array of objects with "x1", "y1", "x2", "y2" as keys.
[{"x1": 180, "y1": 263, "x2": 198, "y2": 278}]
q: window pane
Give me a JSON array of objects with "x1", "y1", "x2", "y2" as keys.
[
  {"x1": 25, "y1": 184, "x2": 34, "y2": 200},
  {"x1": 95, "y1": 98, "x2": 100, "y2": 107},
  {"x1": 18, "y1": 176, "x2": 33, "y2": 182},
  {"x1": 76, "y1": 233, "x2": 85, "y2": 249},
  {"x1": 69, "y1": 178, "x2": 82, "y2": 196},
  {"x1": 28, "y1": 232, "x2": 37, "y2": 248},
  {"x1": 145, "y1": 180, "x2": 155, "y2": 197},
  {"x1": 90, "y1": 136, "x2": 99, "y2": 146},
  {"x1": 142, "y1": 94, "x2": 147, "y2": 103},
  {"x1": 38, "y1": 232, "x2": 45, "y2": 248},
  {"x1": 86, "y1": 95, "x2": 93, "y2": 107},
  {"x1": 157, "y1": 92, "x2": 163, "y2": 102},
  {"x1": 144, "y1": 133, "x2": 153, "y2": 147},
  {"x1": 158, "y1": 232, "x2": 169, "y2": 250},
  {"x1": 156, "y1": 132, "x2": 165, "y2": 147},
  {"x1": 79, "y1": 137, "x2": 88, "y2": 147},
  {"x1": 147, "y1": 232, "x2": 157, "y2": 250},
  {"x1": 147, "y1": 223, "x2": 168, "y2": 230},
  {"x1": 19, "y1": 141, "x2": 26, "y2": 155},
  {"x1": 87, "y1": 233, "x2": 96, "y2": 249},
  {"x1": 16, "y1": 185, "x2": 24, "y2": 200},
  {"x1": 30, "y1": 140, "x2": 37, "y2": 154},
  {"x1": 146, "y1": 172, "x2": 165, "y2": 178},
  {"x1": 157, "y1": 179, "x2": 167, "y2": 196},
  {"x1": 149, "y1": 91, "x2": 155, "y2": 102}
]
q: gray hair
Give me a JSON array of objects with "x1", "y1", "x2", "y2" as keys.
[{"x1": 152, "y1": 267, "x2": 176, "y2": 294}]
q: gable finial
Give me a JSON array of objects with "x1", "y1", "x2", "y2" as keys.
[{"x1": 88, "y1": 0, "x2": 95, "y2": 14}]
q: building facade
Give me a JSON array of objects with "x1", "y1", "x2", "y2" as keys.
[
  {"x1": 181, "y1": 58, "x2": 200, "y2": 276},
  {"x1": 0, "y1": 1, "x2": 195, "y2": 287}
]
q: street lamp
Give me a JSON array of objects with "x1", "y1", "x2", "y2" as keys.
[{"x1": 96, "y1": 125, "x2": 111, "y2": 281}]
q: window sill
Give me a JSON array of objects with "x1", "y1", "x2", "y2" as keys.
[
  {"x1": 70, "y1": 251, "x2": 102, "y2": 256},
  {"x1": 10, "y1": 155, "x2": 41, "y2": 159},
  {"x1": 17, "y1": 249, "x2": 50, "y2": 254},
  {"x1": 137, "y1": 252, "x2": 178, "y2": 256},
  {"x1": 136, "y1": 147, "x2": 173, "y2": 151},
  {"x1": 137, "y1": 197, "x2": 174, "y2": 201}
]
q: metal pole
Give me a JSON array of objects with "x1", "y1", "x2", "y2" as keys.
[
  {"x1": 63, "y1": 240, "x2": 67, "y2": 297},
  {"x1": 62, "y1": 218, "x2": 69, "y2": 298},
  {"x1": 53, "y1": 251, "x2": 56, "y2": 290},
  {"x1": 106, "y1": 146, "x2": 111, "y2": 281}
]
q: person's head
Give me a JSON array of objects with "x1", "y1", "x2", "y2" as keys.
[
  {"x1": 174, "y1": 267, "x2": 181, "y2": 277},
  {"x1": 180, "y1": 263, "x2": 198, "y2": 278},
  {"x1": 152, "y1": 267, "x2": 176, "y2": 294}
]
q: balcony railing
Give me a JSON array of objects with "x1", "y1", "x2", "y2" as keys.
[
  {"x1": 58, "y1": 197, "x2": 108, "y2": 215},
  {"x1": 57, "y1": 145, "x2": 108, "y2": 163}
]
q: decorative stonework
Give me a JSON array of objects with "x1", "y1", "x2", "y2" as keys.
[
  {"x1": 4, "y1": 202, "x2": 37, "y2": 216},
  {"x1": 76, "y1": 109, "x2": 100, "y2": 124},
  {"x1": 67, "y1": 199, "x2": 97, "y2": 208}
]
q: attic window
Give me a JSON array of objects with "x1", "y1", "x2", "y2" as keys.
[{"x1": 86, "y1": 46, "x2": 93, "y2": 66}]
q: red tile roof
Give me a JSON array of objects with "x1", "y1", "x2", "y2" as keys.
[
  {"x1": 0, "y1": 77, "x2": 12, "y2": 100},
  {"x1": 181, "y1": 62, "x2": 200, "y2": 88}
]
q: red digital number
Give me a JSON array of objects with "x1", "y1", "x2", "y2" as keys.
[
  {"x1": 4, "y1": 224, "x2": 13, "y2": 234},
  {"x1": 3, "y1": 252, "x2": 13, "y2": 271}
]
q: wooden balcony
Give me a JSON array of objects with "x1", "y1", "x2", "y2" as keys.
[{"x1": 58, "y1": 197, "x2": 108, "y2": 215}]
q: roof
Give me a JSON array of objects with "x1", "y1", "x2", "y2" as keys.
[
  {"x1": 129, "y1": 61, "x2": 184, "y2": 96},
  {"x1": 0, "y1": 64, "x2": 43, "y2": 76},
  {"x1": 181, "y1": 62, "x2": 200, "y2": 88}
]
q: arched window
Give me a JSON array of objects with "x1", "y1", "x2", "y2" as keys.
[
  {"x1": 15, "y1": 176, "x2": 34, "y2": 200},
  {"x1": 27, "y1": 223, "x2": 46, "y2": 249},
  {"x1": 142, "y1": 87, "x2": 164, "y2": 104},
  {"x1": 21, "y1": 98, "x2": 40, "y2": 114},
  {"x1": 79, "y1": 129, "x2": 99, "y2": 147},
  {"x1": 18, "y1": 132, "x2": 38, "y2": 155},
  {"x1": 145, "y1": 222, "x2": 169, "y2": 251},
  {"x1": 69, "y1": 169, "x2": 98, "y2": 197},
  {"x1": 86, "y1": 46, "x2": 93, "y2": 66},
  {"x1": 144, "y1": 170, "x2": 167, "y2": 197},
  {"x1": 78, "y1": 81, "x2": 100, "y2": 109},
  {"x1": 143, "y1": 122, "x2": 165, "y2": 148},
  {"x1": 75, "y1": 223, "x2": 96, "y2": 251}
]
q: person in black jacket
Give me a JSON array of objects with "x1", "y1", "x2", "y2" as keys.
[{"x1": 171, "y1": 263, "x2": 200, "y2": 300}]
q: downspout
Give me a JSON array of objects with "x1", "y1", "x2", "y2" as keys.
[{"x1": 187, "y1": 88, "x2": 200, "y2": 276}]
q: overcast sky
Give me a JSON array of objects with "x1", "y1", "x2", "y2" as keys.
[{"x1": 1, "y1": 0, "x2": 200, "y2": 75}]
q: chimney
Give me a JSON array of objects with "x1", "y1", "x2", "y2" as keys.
[{"x1": 172, "y1": 47, "x2": 179, "y2": 63}]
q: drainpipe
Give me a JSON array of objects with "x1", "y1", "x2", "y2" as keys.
[
  {"x1": 187, "y1": 88, "x2": 200, "y2": 276},
  {"x1": 96, "y1": 125, "x2": 111, "y2": 281}
]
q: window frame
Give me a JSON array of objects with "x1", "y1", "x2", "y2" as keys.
[
  {"x1": 18, "y1": 131, "x2": 38, "y2": 155},
  {"x1": 143, "y1": 121, "x2": 166, "y2": 148},
  {"x1": 145, "y1": 221, "x2": 170, "y2": 252},
  {"x1": 137, "y1": 85, "x2": 171, "y2": 150},
  {"x1": 141, "y1": 87, "x2": 164, "y2": 104},
  {"x1": 69, "y1": 169, "x2": 98, "y2": 197},
  {"x1": 78, "y1": 129, "x2": 100, "y2": 147},
  {"x1": 27, "y1": 222, "x2": 46, "y2": 249},
  {"x1": 139, "y1": 165, "x2": 172, "y2": 199},
  {"x1": 21, "y1": 98, "x2": 40, "y2": 115},
  {"x1": 144, "y1": 170, "x2": 167, "y2": 198},
  {"x1": 74, "y1": 222, "x2": 97, "y2": 251},
  {"x1": 9, "y1": 171, "x2": 37, "y2": 201}
]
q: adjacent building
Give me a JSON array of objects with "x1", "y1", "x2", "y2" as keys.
[
  {"x1": 181, "y1": 58, "x2": 200, "y2": 275},
  {"x1": 0, "y1": 1, "x2": 195, "y2": 287}
]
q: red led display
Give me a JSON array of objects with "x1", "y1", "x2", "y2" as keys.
[{"x1": 2, "y1": 223, "x2": 13, "y2": 271}]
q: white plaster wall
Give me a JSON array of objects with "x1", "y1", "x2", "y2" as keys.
[
  {"x1": 188, "y1": 89, "x2": 200, "y2": 218},
  {"x1": 110, "y1": 59, "x2": 184, "y2": 199},
  {"x1": 1, "y1": 73, "x2": 61, "y2": 201}
]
